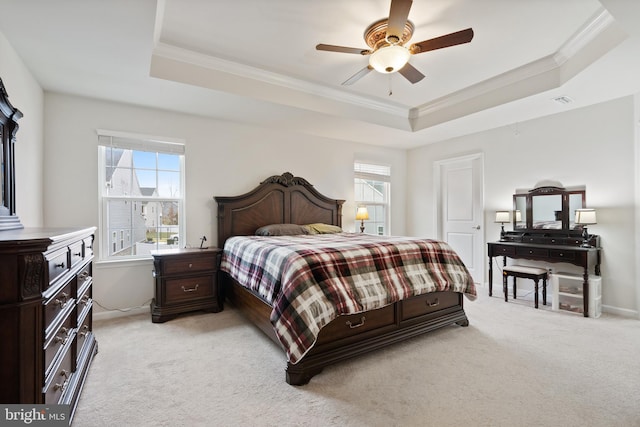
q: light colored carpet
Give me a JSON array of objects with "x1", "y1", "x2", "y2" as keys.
[{"x1": 73, "y1": 292, "x2": 640, "y2": 427}]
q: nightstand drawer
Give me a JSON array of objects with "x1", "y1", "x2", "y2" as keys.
[
  {"x1": 162, "y1": 256, "x2": 217, "y2": 275},
  {"x1": 164, "y1": 275, "x2": 214, "y2": 303},
  {"x1": 151, "y1": 248, "x2": 222, "y2": 322}
]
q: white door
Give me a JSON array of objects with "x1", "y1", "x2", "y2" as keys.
[{"x1": 436, "y1": 154, "x2": 484, "y2": 284}]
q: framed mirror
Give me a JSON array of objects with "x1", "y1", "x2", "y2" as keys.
[
  {"x1": 512, "y1": 182, "x2": 586, "y2": 232},
  {"x1": 514, "y1": 194, "x2": 527, "y2": 230},
  {"x1": 568, "y1": 191, "x2": 586, "y2": 230},
  {"x1": 532, "y1": 193, "x2": 562, "y2": 229}
]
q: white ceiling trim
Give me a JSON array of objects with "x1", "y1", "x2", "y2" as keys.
[
  {"x1": 553, "y1": 8, "x2": 618, "y2": 65},
  {"x1": 410, "y1": 8, "x2": 625, "y2": 131},
  {"x1": 150, "y1": 6, "x2": 625, "y2": 135},
  {"x1": 151, "y1": 42, "x2": 408, "y2": 118}
]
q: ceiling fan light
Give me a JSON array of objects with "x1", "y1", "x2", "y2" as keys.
[{"x1": 368, "y1": 45, "x2": 410, "y2": 74}]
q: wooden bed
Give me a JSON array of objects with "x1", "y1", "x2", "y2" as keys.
[{"x1": 215, "y1": 172, "x2": 470, "y2": 385}]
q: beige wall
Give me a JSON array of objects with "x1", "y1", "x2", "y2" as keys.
[
  {"x1": 2, "y1": 26, "x2": 637, "y2": 319},
  {"x1": 43, "y1": 93, "x2": 407, "y2": 318},
  {"x1": 407, "y1": 96, "x2": 638, "y2": 317}
]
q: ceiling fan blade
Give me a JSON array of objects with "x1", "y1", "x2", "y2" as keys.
[
  {"x1": 398, "y1": 62, "x2": 425, "y2": 84},
  {"x1": 410, "y1": 28, "x2": 474, "y2": 54},
  {"x1": 387, "y1": 0, "x2": 413, "y2": 42},
  {"x1": 341, "y1": 66, "x2": 373, "y2": 86},
  {"x1": 316, "y1": 44, "x2": 371, "y2": 55}
]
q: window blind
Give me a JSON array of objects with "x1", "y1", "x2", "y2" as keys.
[
  {"x1": 97, "y1": 129, "x2": 185, "y2": 154},
  {"x1": 354, "y1": 162, "x2": 391, "y2": 182}
]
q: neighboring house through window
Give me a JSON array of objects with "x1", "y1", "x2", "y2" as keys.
[
  {"x1": 354, "y1": 162, "x2": 391, "y2": 235},
  {"x1": 98, "y1": 130, "x2": 185, "y2": 260}
]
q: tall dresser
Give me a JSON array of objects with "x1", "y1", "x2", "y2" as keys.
[{"x1": 0, "y1": 227, "x2": 98, "y2": 423}]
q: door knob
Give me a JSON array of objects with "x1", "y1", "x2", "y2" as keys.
[{"x1": 472, "y1": 225, "x2": 481, "y2": 230}]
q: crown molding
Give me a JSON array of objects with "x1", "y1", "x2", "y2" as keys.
[
  {"x1": 152, "y1": 7, "x2": 622, "y2": 134},
  {"x1": 553, "y1": 9, "x2": 617, "y2": 66},
  {"x1": 151, "y1": 42, "x2": 409, "y2": 119},
  {"x1": 411, "y1": 8, "x2": 623, "y2": 131}
]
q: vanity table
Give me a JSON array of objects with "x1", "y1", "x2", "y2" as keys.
[{"x1": 488, "y1": 183, "x2": 602, "y2": 317}]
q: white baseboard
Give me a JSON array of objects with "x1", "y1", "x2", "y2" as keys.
[
  {"x1": 93, "y1": 305, "x2": 149, "y2": 321},
  {"x1": 602, "y1": 304, "x2": 639, "y2": 319}
]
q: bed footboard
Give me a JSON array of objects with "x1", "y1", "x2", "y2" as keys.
[{"x1": 224, "y1": 274, "x2": 469, "y2": 385}]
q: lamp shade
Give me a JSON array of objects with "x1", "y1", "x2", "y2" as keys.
[
  {"x1": 368, "y1": 45, "x2": 410, "y2": 74},
  {"x1": 575, "y1": 209, "x2": 597, "y2": 225},
  {"x1": 355, "y1": 206, "x2": 369, "y2": 220},
  {"x1": 495, "y1": 211, "x2": 510, "y2": 223}
]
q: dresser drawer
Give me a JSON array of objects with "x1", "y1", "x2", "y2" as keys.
[
  {"x1": 83, "y1": 236, "x2": 94, "y2": 259},
  {"x1": 401, "y1": 291, "x2": 460, "y2": 321},
  {"x1": 44, "y1": 280, "x2": 74, "y2": 333},
  {"x1": 77, "y1": 262, "x2": 92, "y2": 294},
  {"x1": 46, "y1": 248, "x2": 69, "y2": 288},
  {"x1": 164, "y1": 275, "x2": 214, "y2": 303},
  {"x1": 69, "y1": 241, "x2": 84, "y2": 269},
  {"x1": 44, "y1": 311, "x2": 75, "y2": 378},
  {"x1": 515, "y1": 247, "x2": 549, "y2": 257},
  {"x1": 77, "y1": 306, "x2": 93, "y2": 357},
  {"x1": 549, "y1": 249, "x2": 576, "y2": 261},
  {"x1": 77, "y1": 283, "x2": 92, "y2": 322},
  {"x1": 44, "y1": 341, "x2": 74, "y2": 404},
  {"x1": 162, "y1": 256, "x2": 217, "y2": 275},
  {"x1": 317, "y1": 304, "x2": 395, "y2": 343}
]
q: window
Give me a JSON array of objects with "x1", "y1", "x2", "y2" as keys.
[
  {"x1": 354, "y1": 162, "x2": 391, "y2": 235},
  {"x1": 98, "y1": 130, "x2": 185, "y2": 260}
]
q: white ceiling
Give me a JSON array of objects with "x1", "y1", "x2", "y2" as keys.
[{"x1": 1, "y1": 0, "x2": 640, "y2": 149}]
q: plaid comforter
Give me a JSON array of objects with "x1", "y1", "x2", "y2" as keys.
[{"x1": 220, "y1": 233, "x2": 476, "y2": 364}]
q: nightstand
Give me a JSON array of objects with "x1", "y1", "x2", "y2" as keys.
[{"x1": 150, "y1": 247, "x2": 222, "y2": 323}]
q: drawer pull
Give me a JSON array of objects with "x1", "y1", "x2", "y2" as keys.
[
  {"x1": 79, "y1": 325, "x2": 90, "y2": 338},
  {"x1": 345, "y1": 316, "x2": 366, "y2": 329},
  {"x1": 54, "y1": 370, "x2": 69, "y2": 392},
  {"x1": 426, "y1": 298, "x2": 440, "y2": 307},
  {"x1": 74, "y1": 251, "x2": 82, "y2": 257},
  {"x1": 181, "y1": 284, "x2": 199, "y2": 293},
  {"x1": 54, "y1": 327, "x2": 70, "y2": 345},
  {"x1": 55, "y1": 262, "x2": 65, "y2": 268},
  {"x1": 80, "y1": 295, "x2": 90, "y2": 305},
  {"x1": 55, "y1": 293, "x2": 69, "y2": 308},
  {"x1": 188, "y1": 263, "x2": 193, "y2": 268}
]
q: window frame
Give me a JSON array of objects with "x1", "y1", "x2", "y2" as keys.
[
  {"x1": 354, "y1": 162, "x2": 391, "y2": 235},
  {"x1": 97, "y1": 130, "x2": 186, "y2": 262}
]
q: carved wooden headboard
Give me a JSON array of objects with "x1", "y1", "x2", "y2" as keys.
[{"x1": 214, "y1": 172, "x2": 345, "y2": 248}]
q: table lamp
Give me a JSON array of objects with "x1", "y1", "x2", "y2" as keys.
[
  {"x1": 575, "y1": 208, "x2": 597, "y2": 247},
  {"x1": 495, "y1": 210, "x2": 511, "y2": 241},
  {"x1": 356, "y1": 206, "x2": 369, "y2": 233}
]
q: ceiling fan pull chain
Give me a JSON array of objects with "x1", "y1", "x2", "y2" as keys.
[{"x1": 388, "y1": 74, "x2": 393, "y2": 96}]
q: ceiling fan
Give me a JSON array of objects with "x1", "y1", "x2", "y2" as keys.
[{"x1": 316, "y1": 0, "x2": 474, "y2": 86}]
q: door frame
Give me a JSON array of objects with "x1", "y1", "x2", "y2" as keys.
[{"x1": 434, "y1": 152, "x2": 485, "y2": 285}]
